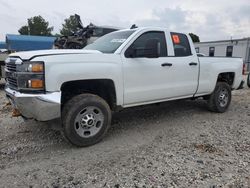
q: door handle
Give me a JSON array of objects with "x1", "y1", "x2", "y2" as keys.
[
  {"x1": 189, "y1": 62, "x2": 198, "y2": 66},
  {"x1": 161, "y1": 63, "x2": 172, "y2": 67}
]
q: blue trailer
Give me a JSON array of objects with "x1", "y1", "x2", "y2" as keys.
[
  {"x1": 0, "y1": 42, "x2": 6, "y2": 49},
  {"x1": 6, "y1": 34, "x2": 56, "y2": 52},
  {"x1": 1, "y1": 35, "x2": 56, "y2": 79}
]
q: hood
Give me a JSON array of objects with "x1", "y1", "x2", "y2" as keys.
[{"x1": 9, "y1": 49, "x2": 102, "y2": 61}]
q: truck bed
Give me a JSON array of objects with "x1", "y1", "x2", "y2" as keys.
[{"x1": 196, "y1": 56, "x2": 243, "y2": 96}]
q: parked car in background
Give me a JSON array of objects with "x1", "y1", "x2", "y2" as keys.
[{"x1": 5, "y1": 27, "x2": 244, "y2": 147}]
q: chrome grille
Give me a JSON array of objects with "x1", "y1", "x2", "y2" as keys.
[
  {"x1": 5, "y1": 60, "x2": 18, "y2": 90},
  {"x1": 6, "y1": 77, "x2": 18, "y2": 89},
  {"x1": 6, "y1": 63, "x2": 17, "y2": 72}
]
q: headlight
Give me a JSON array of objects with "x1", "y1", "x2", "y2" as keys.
[
  {"x1": 5, "y1": 58, "x2": 45, "y2": 93},
  {"x1": 17, "y1": 61, "x2": 45, "y2": 92},
  {"x1": 27, "y1": 63, "x2": 44, "y2": 72}
]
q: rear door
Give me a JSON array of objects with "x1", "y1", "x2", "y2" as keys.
[{"x1": 164, "y1": 32, "x2": 199, "y2": 97}]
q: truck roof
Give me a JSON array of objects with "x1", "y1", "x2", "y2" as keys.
[{"x1": 118, "y1": 27, "x2": 186, "y2": 35}]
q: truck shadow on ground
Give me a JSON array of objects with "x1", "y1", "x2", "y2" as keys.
[
  {"x1": 111, "y1": 99, "x2": 208, "y2": 130},
  {"x1": 0, "y1": 97, "x2": 209, "y2": 165},
  {"x1": 45, "y1": 98, "x2": 209, "y2": 136},
  {"x1": 31, "y1": 99, "x2": 209, "y2": 146}
]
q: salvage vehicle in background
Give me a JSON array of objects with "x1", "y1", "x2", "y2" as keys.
[
  {"x1": 5, "y1": 27, "x2": 244, "y2": 147},
  {"x1": 54, "y1": 14, "x2": 119, "y2": 49}
]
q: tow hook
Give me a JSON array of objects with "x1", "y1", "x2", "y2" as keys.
[{"x1": 12, "y1": 109, "x2": 21, "y2": 117}]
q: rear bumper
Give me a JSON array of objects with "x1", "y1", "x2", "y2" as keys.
[{"x1": 5, "y1": 87, "x2": 61, "y2": 121}]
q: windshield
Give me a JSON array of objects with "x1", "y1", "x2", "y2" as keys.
[{"x1": 84, "y1": 30, "x2": 135, "y2": 53}]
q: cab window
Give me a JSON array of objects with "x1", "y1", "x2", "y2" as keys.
[
  {"x1": 171, "y1": 32, "x2": 192, "y2": 57},
  {"x1": 125, "y1": 31, "x2": 168, "y2": 58}
]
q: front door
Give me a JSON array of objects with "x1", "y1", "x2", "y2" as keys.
[{"x1": 122, "y1": 31, "x2": 199, "y2": 106}]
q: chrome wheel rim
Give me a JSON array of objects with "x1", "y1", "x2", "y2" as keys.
[
  {"x1": 218, "y1": 89, "x2": 229, "y2": 107},
  {"x1": 74, "y1": 106, "x2": 104, "y2": 138}
]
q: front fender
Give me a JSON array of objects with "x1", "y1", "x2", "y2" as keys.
[{"x1": 34, "y1": 53, "x2": 124, "y2": 106}]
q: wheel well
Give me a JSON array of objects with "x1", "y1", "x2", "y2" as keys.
[
  {"x1": 217, "y1": 72, "x2": 235, "y2": 87},
  {"x1": 61, "y1": 79, "x2": 117, "y2": 110}
]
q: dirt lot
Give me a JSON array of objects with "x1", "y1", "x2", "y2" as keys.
[{"x1": 0, "y1": 79, "x2": 249, "y2": 188}]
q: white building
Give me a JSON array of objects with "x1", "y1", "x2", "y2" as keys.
[{"x1": 195, "y1": 38, "x2": 250, "y2": 71}]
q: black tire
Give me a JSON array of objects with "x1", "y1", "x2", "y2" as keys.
[
  {"x1": 207, "y1": 82, "x2": 232, "y2": 113},
  {"x1": 247, "y1": 73, "x2": 250, "y2": 88},
  {"x1": 62, "y1": 94, "x2": 111, "y2": 147}
]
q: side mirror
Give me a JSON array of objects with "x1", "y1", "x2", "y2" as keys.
[
  {"x1": 125, "y1": 47, "x2": 137, "y2": 58},
  {"x1": 125, "y1": 39, "x2": 161, "y2": 58}
]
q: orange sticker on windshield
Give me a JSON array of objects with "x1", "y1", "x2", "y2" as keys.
[{"x1": 172, "y1": 35, "x2": 180, "y2": 44}]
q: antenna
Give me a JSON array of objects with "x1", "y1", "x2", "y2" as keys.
[{"x1": 130, "y1": 24, "x2": 138, "y2": 29}]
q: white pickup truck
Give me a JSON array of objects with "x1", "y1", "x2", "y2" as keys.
[{"x1": 5, "y1": 27, "x2": 244, "y2": 146}]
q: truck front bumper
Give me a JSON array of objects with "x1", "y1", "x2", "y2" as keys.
[{"x1": 5, "y1": 87, "x2": 61, "y2": 121}]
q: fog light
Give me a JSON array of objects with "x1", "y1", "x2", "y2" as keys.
[{"x1": 28, "y1": 80, "x2": 44, "y2": 88}]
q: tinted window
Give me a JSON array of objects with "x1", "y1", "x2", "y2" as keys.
[
  {"x1": 126, "y1": 31, "x2": 168, "y2": 58},
  {"x1": 209, "y1": 47, "x2": 215, "y2": 57},
  {"x1": 84, "y1": 30, "x2": 135, "y2": 53},
  {"x1": 226, "y1": 46, "x2": 233, "y2": 57},
  {"x1": 171, "y1": 32, "x2": 192, "y2": 57}
]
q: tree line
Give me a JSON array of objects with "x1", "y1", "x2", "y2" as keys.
[
  {"x1": 18, "y1": 15, "x2": 82, "y2": 37},
  {"x1": 18, "y1": 15, "x2": 200, "y2": 42}
]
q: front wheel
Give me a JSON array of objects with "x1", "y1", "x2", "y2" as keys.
[
  {"x1": 207, "y1": 82, "x2": 232, "y2": 113},
  {"x1": 62, "y1": 94, "x2": 111, "y2": 147}
]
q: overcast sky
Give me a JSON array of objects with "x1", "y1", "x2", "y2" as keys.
[{"x1": 0, "y1": 0, "x2": 249, "y2": 42}]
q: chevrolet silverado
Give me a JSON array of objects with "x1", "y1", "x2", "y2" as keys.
[{"x1": 5, "y1": 27, "x2": 244, "y2": 146}]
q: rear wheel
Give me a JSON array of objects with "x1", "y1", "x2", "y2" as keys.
[
  {"x1": 207, "y1": 82, "x2": 231, "y2": 113},
  {"x1": 62, "y1": 94, "x2": 111, "y2": 147}
]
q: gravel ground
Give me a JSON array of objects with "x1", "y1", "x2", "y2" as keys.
[{"x1": 0, "y1": 79, "x2": 249, "y2": 188}]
